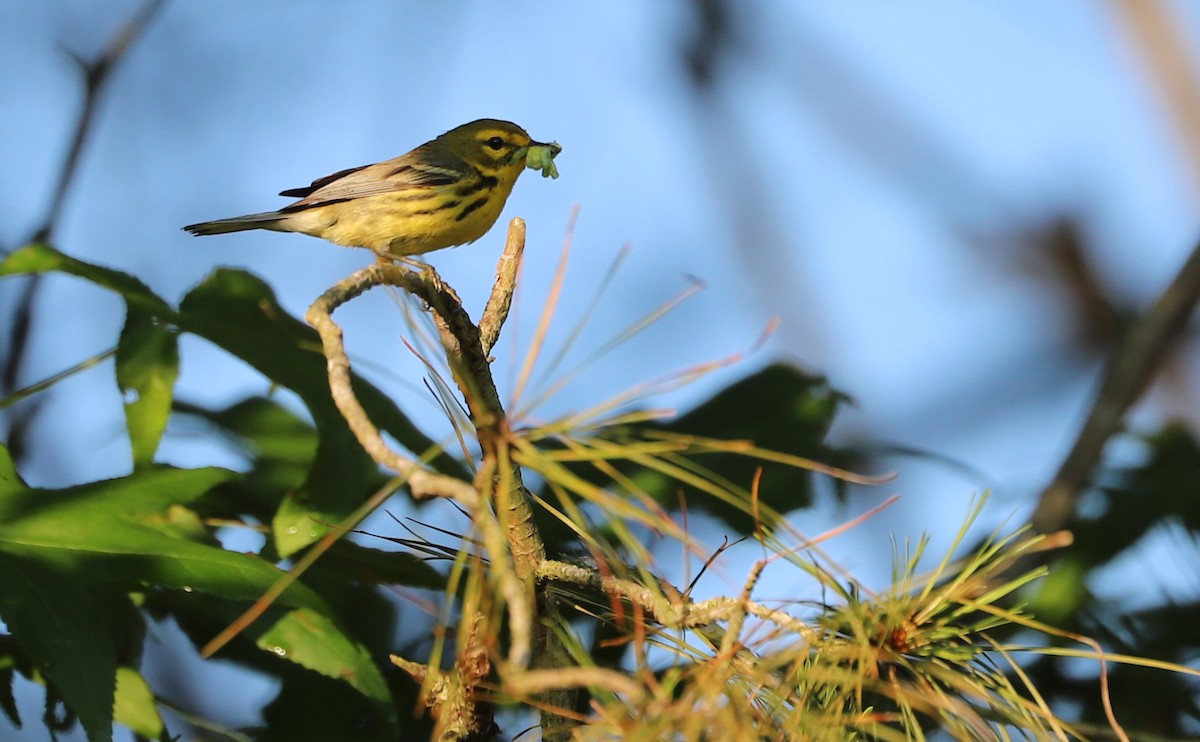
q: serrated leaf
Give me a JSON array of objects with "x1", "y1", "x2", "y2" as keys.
[
  {"x1": 176, "y1": 271, "x2": 381, "y2": 557},
  {"x1": 256, "y1": 608, "x2": 390, "y2": 707},
  {"x1": 176, "y1": 269, "x2": 461, "y2": 477},
  {"x1": 117, "y1": 308, "x2": 180, "y2": 469},
  {"x1": 0, "y1": 638, "x2": 22, "y2": 728},
  {"x1": 0, "y1": 551, "x2": 116, "y2": 742},
  {"x1": 0, "y1": 460, "x2": 326, "y2": 611},
  {"x1": 113, "y1": 667, "x2": 165, "y2": 740}
]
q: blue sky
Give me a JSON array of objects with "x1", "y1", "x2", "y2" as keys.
[{"x1": 4, "y1": 1, "x2": 1200, "y2": 736}]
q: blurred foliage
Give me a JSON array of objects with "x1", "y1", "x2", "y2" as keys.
[
  {"x1": 1023, "y1": 422, "x2": 1200, "y2": 735},
  {"x1": 533, "y1": 363, "x2": 853, "y2": 552},
  {"x1": 1, "y1": 242, "x2": 1194, "y2": 739}
]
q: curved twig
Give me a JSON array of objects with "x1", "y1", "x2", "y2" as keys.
[
  {"x1": 306, "y1": 220, "x2": 568, "y2": 738},
  {"x1": 305, "y1": 263, "x2": 481, "y2": 507},
  {"x1": 480, "y1": 218, "x2": 526, "y2": 356}
]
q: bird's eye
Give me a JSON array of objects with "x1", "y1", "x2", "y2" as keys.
[{"x1": 485, "y1": 136, "x2": 505, "y2": 151}]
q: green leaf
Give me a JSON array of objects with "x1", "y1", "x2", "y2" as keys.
[
  {"x1": 117, "y1": 309, "x2": 180, "y2": 469},
  {"x1": 0, "y1": 243, "x2": 181, "y2": 471},
  {"x1": 0, "y1": 462, "x2": 326, "y2": 611},
  {"x1": 0, "y1": 551, "x2": 116, "y2": 742},
  {"x1": 0, "y1": 243, "x2": 173, "y2": 317},
  {"x1": 177, "y1": 269, "x2": 467, "y2": 555},
  {"x1": 256, "y1": 608, "x2": 390, "y2": 707},
  {"x1": 272, "y1": 432, "x2": 380, "y2": 558},
  {"x1": 113, "y1": 667, "x2": 165, "y2": 741},
  {"x1": 176, "y1": 269, "x2": 461, "y2": 476}
]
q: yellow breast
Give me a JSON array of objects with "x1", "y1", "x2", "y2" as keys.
[{"x1": 288, "y1": 169, "x2": 523, "y2": 258}]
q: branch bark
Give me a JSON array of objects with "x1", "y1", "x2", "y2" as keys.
[
  {"x1": 307, "y1": 219, "x2": 576, "y2": 739},
  {"x1": 1031, "y1": 238, "x2": 1200, "y2": 533}
]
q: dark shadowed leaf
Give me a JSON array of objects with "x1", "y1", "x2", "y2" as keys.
[
  {"x1": 654, "y1": 363, "x2": 845, "y2": 511},
  {"x1": 178, "y1": 396, "x2": 318, "y2": 464},
  {"x1": 174, "y1": 397, "x2": 319, "y2": 529},
  {"x1": 322, "y1": 540, "x2": 445, "y2": 590},
  {"x1": 0, "y1": 655, "x2": 16, "y2": 729},
  {"x1": 543, "y1": 364, "x2": 848, "y2": 536},
  {"x1": 258, "y1": 661, "x2": 412, "y2": 742},
  {"x1": 0, "y1": 551, "x2": 116, "y2": 742}
]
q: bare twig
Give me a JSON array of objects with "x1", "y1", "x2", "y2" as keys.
[
  {"x1": 307, "y1": 221, "x2": 572, "y2": 738},
  {"x1": 480, "y1": 217, "x2": 526, "y2": 356},
  {"x1": 305, "y1": 264, "x2": 481, "y2": 507},
  {"x1": 505, "y1": 667, "x2": 645, "y2": 703},
  {"x1": 1031, "y1": 238, "x2": 1200, "y2": 533},
  {"x1": 2, "y1": 0, "x2": 164, "y2": 463},
  {"x1": 391, "y1": 613, "x2": 497, "y2": 740},
  {"x1": 37, "y1": 0, "x2": 165, "y2": 245},
  {"x1": 306, "y1": 254, "x2": 548, "y2": 567},
  {"x1": 536, "y1": 558, "x2": 816, "y2": 641}
]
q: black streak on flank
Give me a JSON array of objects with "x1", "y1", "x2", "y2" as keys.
[
  {"x1": 412, "y1": 200, "x2": 460, "y2": 216},
  {"x1": 455, "y1": 197, "x2": 489, "y2": 222},
  {"x1": 455, "y1": 175, "x2": 498, "y2": 198}
]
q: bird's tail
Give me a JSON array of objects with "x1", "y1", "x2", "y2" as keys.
[{"x1": 183, "y1": 211, "x2": 285, "y2": 236}]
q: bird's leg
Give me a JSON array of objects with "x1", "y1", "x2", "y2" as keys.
[
  {"x1": 404, "y1": 257, "x2": 448, "y2": 296},
  {"x1": 376, "y1": 254, "x2": 456, "y2": 309},
  {"x1": 374, "y1": 253, "x2": 444, "y2": 292}
]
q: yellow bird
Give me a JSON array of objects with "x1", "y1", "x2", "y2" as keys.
[{"x1": 184, "y1": 119, "x2": 561, "y2": 259}]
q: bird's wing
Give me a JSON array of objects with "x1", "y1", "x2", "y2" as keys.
[
  {"x1": 278, "y1": 165, "x2": 371, "y2": 198},
  {"x1": 279, "y1": 143, "x2": 470, "y2": 212}
]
